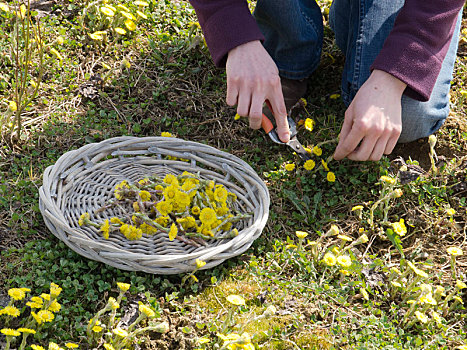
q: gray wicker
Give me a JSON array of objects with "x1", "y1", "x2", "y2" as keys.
[{"x1": 39, "y1": 136, "x2": 270, "y2": 274}]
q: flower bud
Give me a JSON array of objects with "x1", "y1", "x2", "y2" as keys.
[
  {"x1": 456, "y1": 280, "x2": 467, "y2": 290},
  {"x1": 354, "y1": 233, "x2": 369, "y2": 245},
  {"x1": 151, "y1": 321, "x2": 170, "y2": 333},
  {"x1": 8, "y1": 101, "x2": 17, "y2": 112},
  {"x1": 390, "y1": 189, "x2": 403, "y2": 198},
  {"x1": 328, "y1": 224, "x2": 339, "y2": 236},
  {"x1": 263, "y1": 305, "x2": 277, "y2": 317}
]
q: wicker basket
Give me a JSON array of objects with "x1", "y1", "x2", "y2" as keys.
[{"x1": 39, "y1": 136, "x2": 270, "y2": 275}]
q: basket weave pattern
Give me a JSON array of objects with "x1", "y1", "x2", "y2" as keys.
[{"x1": 39, "y1": 136, "x2": 270, "y2": 274}]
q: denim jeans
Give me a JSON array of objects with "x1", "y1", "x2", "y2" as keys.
[{"x1": 254, "y1": 0, "x2": 462, "y2": 143}]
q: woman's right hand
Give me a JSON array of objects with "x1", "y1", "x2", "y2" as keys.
[{"x1": 226, "y1": 40, "x2": 290, "y2": 143}]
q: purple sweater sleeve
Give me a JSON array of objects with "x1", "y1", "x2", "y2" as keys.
[
  {"x1": 371, "y1": 0, "x2": 464, "y2": 102},
  {"x1": 188, "y1": 0, "x2": 264, "y2": 67}
]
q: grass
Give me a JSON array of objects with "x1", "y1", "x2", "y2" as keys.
[{"x1": 0, "y1": 1, "x2": 466, "y2": 349}]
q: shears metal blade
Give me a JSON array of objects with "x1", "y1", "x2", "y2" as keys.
[{"x1": 261, "y1": 103, "x2": 311, "y2": 161}]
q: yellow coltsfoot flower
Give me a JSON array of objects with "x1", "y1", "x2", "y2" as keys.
[
  {"x1": 312, "y1": 146, "x2": 322, "y2": 156},
  {"x1": 328, "y1": 224, "x2": 339, "y2": 236},
  {"x1": 447, "y1": 247, "x2": 463, "y2": 257},
  {"x1": 446, "y1": 208, "x2": 456, "y2": 216},
  {"x1": 107, "y1": 297, "x2": 119, "y2": 310},
  {"x1": 456, "y1": 280, "x2": 467, "y2": 290},
  {"x1": 1, "y1": 328, "x2": 21, "y2": 336},
  {"x1": 117, "y1": 282, "x2": 131, "y2": 292},
  {"x1": 199, "y1": 207, "x2": 217, "y2": 226},
  {"x1": 336, "y1": 255, "x2": 352, "y2": 268},
  {"x1": 226, "y1": 294, "x2": 245, "y2": 306},
  {"x1": 139, "y1": 190, "x2": 151, "y2": 201},
  {"x1": 100, "y1": 6, "x2": 115, "y2": 16},
  {"x1": 168, "y1": 223, "x2": 178, "y2": 241},
  {"x1": 8, "y1": 288, "x2": 26, "y2": 301},
  {"x1": 113, "y1": 327, "x2": 129, "y2": 338},
  {"x1": 303, "y1": 159, "x2": 315, "y2": 171},
  {"x1": 195, "y1": 258, "x2": 206, "y2": 269},
  {"x1": 139, "y1": 303, "x2": 156, "y2": 318},
  {"x1": 295, "y1": 230, "x2": 308, "y2": 239},
  {"x1": 48, "y1": 300, "x2": 61, "y2": 312},
  {"x1": 31, "y1": 345, "x2": 45, "y2": 350},
  {"x1": 50, "y1": 282, "x2": 62, "y2": 298},
  {"x1": 37, "y1": 310, "x2": 54, "y2": 323},
  {"x1": 323, "y1": 252, "x2": 337, "y2": 266},
  {"x1": 379, "y1": 175, "x2": 396, "y2": 184},
  {"x1": 115, "y1": 27, "x2": 127, "y2": 35},
  {"x1": 414, "y1": 310, "x2": 428, "y2": 324},
  {"x1": 391, "y1": 218, "x2": 407, "y2": 236},
  {"x1": 354, "y1": 234, "x2": 369, "y2": 245},
  {"x1": 0, "y1": 306, "x2": 20, "y2": 317},
  {"x1": 304, "y1": 118, "x2": 314, "y2": 132},
  {"x1": 100, "y1": 219, "x2": 111, "y2": 239},
  {"x1": 18, "y1": 327, "x2": 36, "y2": 334},
  {"x1": 78, "y1": 212, "x2": 91, "y2": 226}
]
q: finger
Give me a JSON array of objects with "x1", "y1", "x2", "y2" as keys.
[
  {"x1": 338, "y1": 111, "x2": 353, "y2": 144},
  {"x1": 384, "y1": 128, "x2": 401, "y2": 155},
  {"x1": 333, "y1": 123, "x2": 365, "y2": 160},
  {"x1": 369, "y1": 135, "x2": 390, "y2": 161},
  {"x1": 333, "y1": 111, "x2": 354, "y2": 160},
  {"x1": 269, "y1": 86, "x2": 289, "y2": 142},
  {"x1": 226, "y1": 78, "x2": 239, "y2": 106},
  {"x1": 236, "y1": 89, "x2": 251, "y2": 118},
  {"x1": 249, "y1": 93, "x2": 265, "y2": 130},
  {"x1": 347, "y1": 134, "x2": 379, "y2": 161}
]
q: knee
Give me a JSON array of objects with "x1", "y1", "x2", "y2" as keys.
[{"x1": 398, "y1": 97, "x2": 449, "y2": 143}]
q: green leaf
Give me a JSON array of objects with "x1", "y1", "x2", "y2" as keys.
[
  {"x1": 181, "y1": 326, "x2": 192, "y2": 334},
  {"x1": 283, "y1": 189, "x2": 307, "y2": 216},
  {"x1": 386, "y1": 228, "x2": 404, "y2": 258}
]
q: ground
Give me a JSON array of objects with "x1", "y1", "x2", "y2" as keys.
[{"x1": 0, "y1": 1, "x2": 466, "y2": 349}]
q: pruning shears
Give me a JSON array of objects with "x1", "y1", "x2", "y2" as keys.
[{"x1": 261, "y1": 101, "x2": 312, "y2": 161}]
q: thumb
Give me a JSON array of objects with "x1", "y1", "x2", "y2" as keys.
[{"x1": 269, "y1": 98, "x2": 289, "y2": 143}]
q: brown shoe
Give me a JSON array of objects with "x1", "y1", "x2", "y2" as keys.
[{"x1": 263, "y1": 77, "x2": 308, "y2": 119}]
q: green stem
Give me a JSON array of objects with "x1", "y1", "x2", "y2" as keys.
[
  {"x1": 368, "y1": 191, "x2": 394, "y2": 228},
  {"x1": 86, "y1": 305, "x2": 110, "y2": 340},
  {"x1": 19, "y1": 333, "x2": 30, "y2": 350},
  {"x1": 4, "y1": 337, "x2": 11, "y2": 350},
  {"x1": 402, "y1": 301, "x2": 418, "y2": 324},
  {"x1": 108, "y1": 308, "x2": 117, "y2": 330},
  {"x1": 181, "y1": 268, "x2": 200, "y2": 286},
  {"x1": 401, "y1": 275, "x2": 421, "y2": 301},
  {"x1": 450, "y1": 257, "x2": 457, "y2": 280},
  {"x1": 429, "y1": 149, "x2": 437, "y2": 174},
  {"x1": 116, "y1": 291, "x2": 125, "y2": 306},
  {"x1": 221, "y1": 309, "x2": 234, "y2": 334},
  {"x1": 127, "y1": 314, "x2": 145, "y2": 333},
  {"x1": 129, "y1": 323, "x2": 169, "y2": 337},
  {"x1": 314, "y1": 137, "x2": 339, "y2": 148},
  {"x1": 298, "y1": 238, "x2": 303, "y2": 252},
  {"x1": 448, "y1": 300, "x2": 460, "y2": 313}
]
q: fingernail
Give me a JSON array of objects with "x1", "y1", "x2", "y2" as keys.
[{"x1": 279, "y1": 132, "x2": 290, "y2": 143}]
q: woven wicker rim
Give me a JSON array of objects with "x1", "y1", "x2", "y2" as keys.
[{"x1": 39, "y1": 136, "x2": 270, "y2": 274}]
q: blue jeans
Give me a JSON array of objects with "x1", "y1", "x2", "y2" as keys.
[{"x1": 254, "y1": 0, "x2": 462, "y2": 143}]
